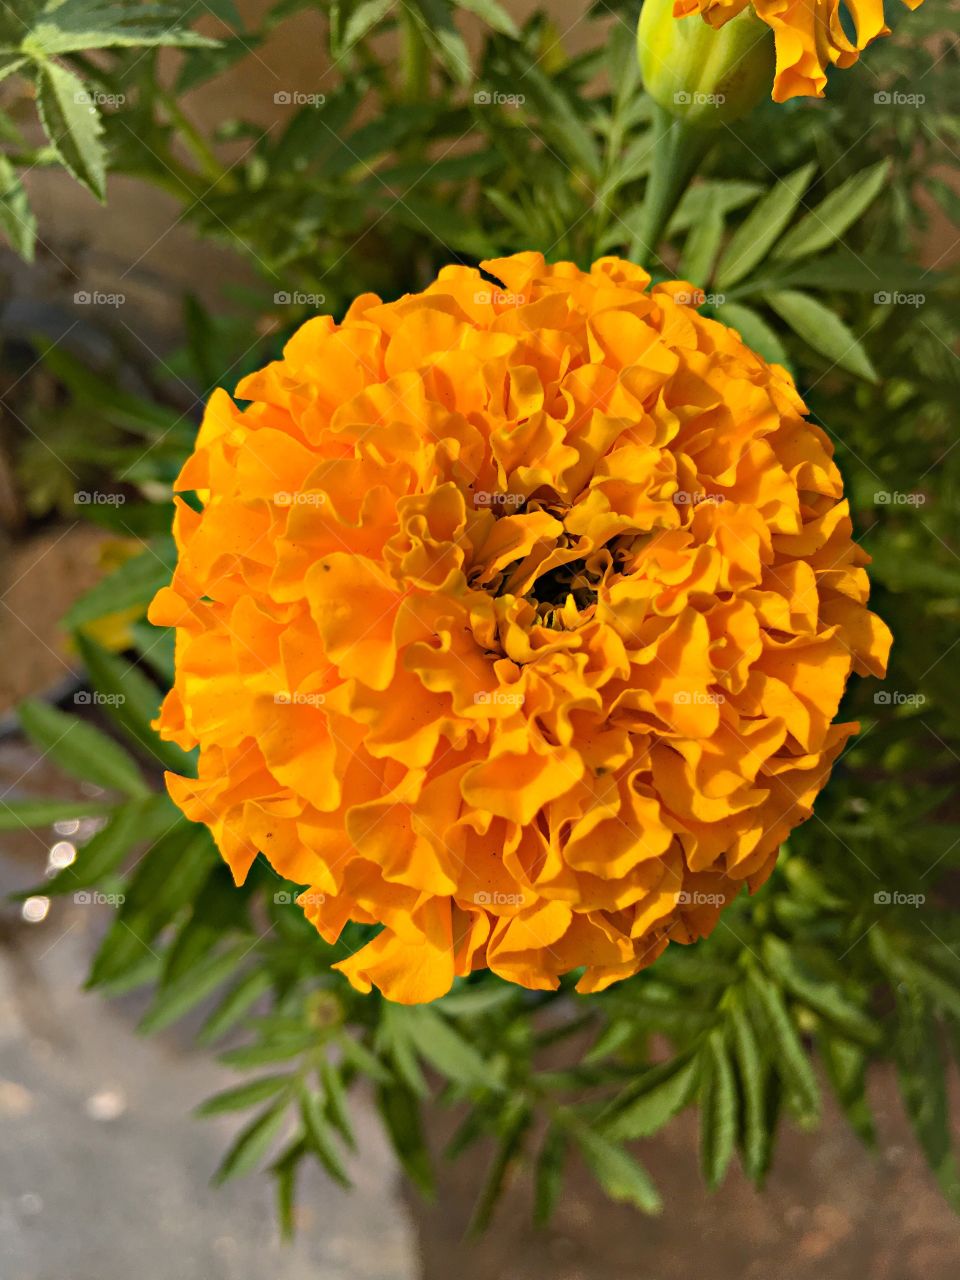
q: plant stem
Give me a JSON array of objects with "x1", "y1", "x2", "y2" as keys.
[
  {"x1": 400, "y1": 8, "x2": 428, "y2": 103},
  {"x1": 637, "y1": 104, "x2": 716, "y2": 271}
]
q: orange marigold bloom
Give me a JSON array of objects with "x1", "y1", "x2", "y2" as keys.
[
  {"x1": 673, "y1": 0, "x2": 924, "y2": 101},
  {"x1": 150, "y1": 253, "x2": 891, "y2": 1004}
]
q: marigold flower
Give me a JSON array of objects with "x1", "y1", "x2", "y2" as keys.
[
  {"x1": 150, "y1": 253, "x2": 890, "y2": 1003},
  {"x1": 673, "y1": 0, "x2": 924, "y2": 102}
]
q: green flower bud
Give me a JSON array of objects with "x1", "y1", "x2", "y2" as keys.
[{"x1": 637, "y1": 0, "x2": 775, "y2": 127}]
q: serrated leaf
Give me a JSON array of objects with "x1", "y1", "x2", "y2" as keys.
[
  {"x1": 87, "y1": 825, "x2": 217, "y2": 987},
  {"x1": 197, "y1": 1074, "x2": 291, "y2": 1116},
  {"x1": 820, "y1": 1032, "x2": 875, "y2": 1146},
  {"x1": 18, "y1": 697, "x2": 148, "y2": 799},
  {"x1": 572, "y1": 1123, "x2": 661, "y2": 1214},
  {"x1": 765, "y1": 289, "x2": 878, "y2": 382},
  {"x1": 214, "y1": 1099, "x2": 289, "y2": 1184},
  {"x1": 198, "y1": 968, "x2": 273, "y2": 1045},
  {"x1": 25, "y1": 2, "x2": 219, "y2": 55},
  {"x1": 299, "y1": 1085, "x2": 351, "y2": 1186},
  {"x1": 605, "y1": 1055, "x2": 700, "y2": 1141},
  {"x1": 746, "y1": 968, "x2": 820, "y2": 1120},
  {"x1": 728, "y1": 997, "x2": 770, "y2": 1181},
  {"x1": 320, "y1": 1058, "x2": 355, "y2": 1150},
  {"x1": 0, "y1": 153, "x2": 35, "y2": 259},
  {"x1": 65, "y1": 546, "x2": 173, "y2": 630},
  {"x1": 341, "y1": 0, "x2": 393, "y2": 47},
  {"x1": 763, "y1": 936, "x2": 879, "y2": 1045},
  {"x1": 699, "y1": 1033, "x2": 737, "y2": 1190},
  {"x1": 401, "y1": 1005, "x2": 494, "y2": 1090},
  {"x1": 38, "y1": 792, "x2": 177, "y2": 895},
  {"x1": 773, "y1": 161, "x2": 890, "y2": 262},
  {"x1": 74, "y1": 632, "x2": 195, "y2": 775},
  {"x1": 139, "y1": 943, "x2": 247, "y2": 1033},
  {"x1": 715, "y1": 163, "x2": 816, "y2": 288},
  {"x1": 35, "y1": 60, "x2": 106, "y2": 199},
  {"x1": 716, "y1": 301, "x2": 789, "y2": 367}
]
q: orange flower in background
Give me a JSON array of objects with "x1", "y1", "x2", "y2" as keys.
[
  {"x1": 150, "y1": 253, "x2": 890, "y2": 1004},
  {"x1": 673, "y1": 0, "x2": 924, "y2": 101}
]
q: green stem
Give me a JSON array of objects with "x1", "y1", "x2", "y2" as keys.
[
  {"x1": 157, "y1": 89, "x2": 226, "y2": 188},
  {"x1": 400, "y1": 8, "x2": 428, "y2": 104},
  {"x1": 638, "y1": 104, "x2": 716, "y2": 271}
]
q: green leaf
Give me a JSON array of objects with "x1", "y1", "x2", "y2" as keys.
[
  {"x1": 746, "y1": 968, "x2": 820, "y2": 1120},
  {"x1": 320, "y1": 1058, "x2": 356, "y2": 1150},
  {"x1": 401, "y1": 1006, "x2": 494, "y2": 1091},
  {"x1": 605, "y1": 1055, "x2": 700, "y2": 1140},
  {"x1": 199, "y1": 968, "x2": 274, "y2": 1045},
  {"x1": 299, "y1": 1084, "x2": 351, "y2": 1186},
  {"x1": 64, "y1": 545, "x2": 173, "y2": 630},
  {"x1": 25, "y1": 2, "x2": 219, "y2": 55},
  {"x1": 894, "y1": 988, "x2": 960, "y2": 1210},
  {"x1": 773, "y1": 161, "x2": 890, "y2": 262},
  {"x1": 679, "y1": 205, "x2": 723, "y2": 286},
  {"x1": 74, "y1": 633, "x2": 195, "y2": 775},
  {"x1": 18, "y1": 698, "x2": 148, "y2": 799},
  {"x1": 87, "y1": 824, "x2": 217, "y2": 987},
  {"x1": 38, "y1": 793, "x2": 178, "y2": 895},
  {"x1": 668, "y1": 179, "x2": 765, "y2": 234},
  {"x1": 699, "y1": 1033, "x2": 737, "y2": 1190},
  {"x1": 456, "y1": 0, "x2": 519, "y2": 37},
  {"x1": 763, "y1": 937, "x2": 879, "y2": 1045},
  {"x1": 728, "y1": 997, "x2": 771, "y2": 1182},
  {"x1": 765, "y1": 289, "x2": 878, "y2": 382},
  {"x1": 716, "y1": 301, "x2": 789, "y2": 367},
  {"x1": 820, "y1": 1033, "x2": 875, "y2": 1146},
  {"x1": 0, "y1": 153, "x2": 35, "y2": 259},
  {"x1": 469, "y1": 1100, "x2": 531, "y2": 1234},
  {"x1": 714, "y1": 164, "x2": 816, "y2": 289},
  {"x1": 341, "y1": 0, "x2": 394, "y2": 47},
  {"x1": 376, "y1": 1084, "x2": 434, "y2": 1198},
  {"x1": 572, "y1": 1123, "x2": 661, "y2": 1214},
  {"x1": 0, "y1": 797, "x2": 115, "y2": 831},
  {"x1": 214, "y1": 1099, "x2": 289, "y2": 1183},
  {"x1": 533, "y1": 1122, "x2": 568, "y2": 1227},
  {"x1": 139, "y1": 943, "x2": 248, "y2": 1034},
  {"x1": 197, "y1": 1074, "x2": 292, "y2": 1116},
  {"x1": 35, "y1": 60, "x2": 106, "y2": 199}
]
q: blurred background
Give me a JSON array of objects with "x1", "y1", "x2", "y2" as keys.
[{"x1": 1, "y1": 1, "x2": 959, "y2": 1276}]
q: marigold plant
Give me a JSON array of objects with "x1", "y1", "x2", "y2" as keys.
[
  {"x1": 149, "y1": 253, "x2": 891, "y2": 1004},
  {"x1": 674, "y1": 0, "x2": 925, "y2": 100}
]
